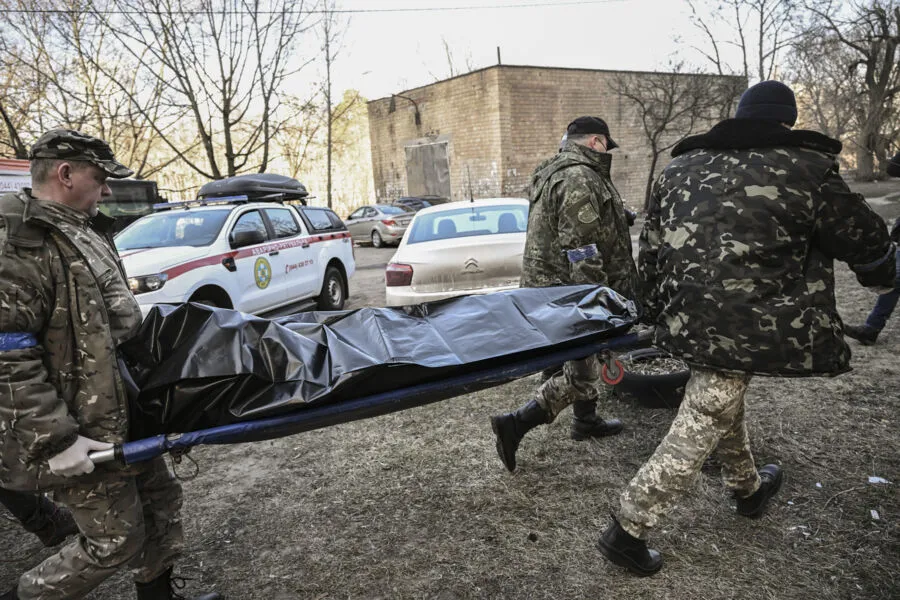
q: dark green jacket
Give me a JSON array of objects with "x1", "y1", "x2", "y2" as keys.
[
  {"x1": 521, "y1": 142, "x2": 638, "y2": 300},
  {"x1": 639, "y1": 119, "x2": 896, "y2": 376}
]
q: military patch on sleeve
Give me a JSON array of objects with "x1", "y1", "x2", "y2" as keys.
[
  {"x1": 576, "y1": 203, "x2": 599, "y2": 224},
  {"x1": 565, "y1": 244, "x2": 598, "y2": 263}
]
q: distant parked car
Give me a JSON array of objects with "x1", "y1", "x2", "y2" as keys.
[
  {"x1": 392, "y1": 195, "x2": 451, "y2": 213},
  {"x1": 384, "y1": 198, "x2": 529, "y2": 306},
  {"x1": 345, "y1": 204, "x2": 414, "y2": 247}
]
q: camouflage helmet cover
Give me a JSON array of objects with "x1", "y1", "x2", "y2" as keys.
[{"x1": 28, "y1": 129, "x2": 134, "y2": 178}]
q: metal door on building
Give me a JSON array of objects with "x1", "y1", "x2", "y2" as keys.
[{"x1": 405, "y1": 142, "x2": 451, "y2": 198}]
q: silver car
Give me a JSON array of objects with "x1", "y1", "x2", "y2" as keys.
[
  {"x1": 384, "y1": 198, "x2": 529, "y2": 306},
  {"x1": 345, "y1": 204, "x2": 414, "y2": 247}
]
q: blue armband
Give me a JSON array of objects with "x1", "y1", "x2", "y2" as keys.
[
  {"x1": 565, "y1": 244, "x2": 598, "y2": 263},
  {"x1": 0, "y1": 333, "x2": 38, "y2": 351}
]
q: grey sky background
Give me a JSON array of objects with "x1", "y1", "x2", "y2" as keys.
[{"x1": 297, "y1": 0, "x2": 729, "y2": 101}]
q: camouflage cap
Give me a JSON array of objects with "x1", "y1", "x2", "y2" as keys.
[{"x1": 28, "y1": 129, "x2": 134, "y2": 178}]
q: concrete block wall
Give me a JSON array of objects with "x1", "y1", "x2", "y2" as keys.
[
  {"x1": 369, "y1": 65, "x2": 740, "y2": 211},
  {"x1": 497, "y1": 67, "x2": 659, "y2": 211},
  {"x1": 368, "y1": 68, "x2": 504, "y2": 203}
]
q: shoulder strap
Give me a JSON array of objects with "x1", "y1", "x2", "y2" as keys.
[{"x1": 0, "y1": 192, "x2": 47, "y2": 248}]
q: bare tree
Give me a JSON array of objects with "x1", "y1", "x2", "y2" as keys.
[
  {"x1": 0, "y1": 0, "x2": 168, "y2": 176},
  {"x1": 92, "y1": 0, "x2": 314, "y2": 180},
  {"x1": 278, "y1": 95, "x2": 327, "y2": 180},
  {"x1": 788, "y1": 33, "x2": 861, "y2": 156},
  {"x1": 426, "y1": 37, "x2": 478, "y2": 82},
  {"x1": 614, "y1": 66, "x2": 744, "y2": 208},
  {"x1": 686, "y1": 0, "x2": 800, "y2": 81},
  {"x1": 801, "y1": 0, "x2": 900, "y2": 180},
  {"x1": 319, "y1": 0, "x2": 340, "y2": 208}
]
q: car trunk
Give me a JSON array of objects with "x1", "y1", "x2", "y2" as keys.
[{"x1": 406, "y1": 235, "x2": 524, "y2": 293}]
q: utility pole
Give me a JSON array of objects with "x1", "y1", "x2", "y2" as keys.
[
  {"x1": 324, "y1": 16, "x2": 334, "y2": 209},
  {"x1": 497, "y1": 46, "x2": 502, "y2": 65}
]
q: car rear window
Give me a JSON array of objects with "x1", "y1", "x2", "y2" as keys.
[
  {"x1": 377, "y1": 205, "x2": 411, "y2": 215},
  {"x1": 326, "y1": 210, "x2": 347, "y2": 230},
  {"x1": 406, "y1": 204, "x2": 529, "y2": 244},
  {"x1": 302, "y1": 207, "x2": 346, "y2": 231}
]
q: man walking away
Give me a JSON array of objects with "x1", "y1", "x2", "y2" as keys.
[
  {"x1": 843, "y1": 151, "x2": 900, "y2": 345},
  {"x1": 597, "y1": 81, "x2": 896, "y2": 576},
  {"x1": 491, "y1": 116, "x2": 639, "y2": 472}
]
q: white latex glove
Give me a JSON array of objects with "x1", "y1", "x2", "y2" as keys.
[{"x1": 48, "y1": 436, "x2": 114, "y2": 477}]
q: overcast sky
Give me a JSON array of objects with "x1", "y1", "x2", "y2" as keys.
[{"x1": 315, "y1": 0, "x2": 723, "y2": 101}]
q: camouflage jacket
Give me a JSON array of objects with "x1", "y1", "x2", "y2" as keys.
[
  {"x1": 0, "y1": 190, "x2": 141, "y2": 491},
  {"x1": 521, "y1": 142, "x2": 638, "y2": 300},
  {"x1": 639, "y1": 119, "x2": 896, "y2": 376}
]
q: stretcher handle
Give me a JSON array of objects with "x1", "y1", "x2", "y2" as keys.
[{"x1": 89, "y1": 447, "x2": 120, "y2": 464}]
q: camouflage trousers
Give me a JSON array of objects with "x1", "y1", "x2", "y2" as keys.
[
  {"x1": 17, "y1": 456, "x2": 184, "y2": 600},
  {"x1": 536, "y1": 354, "x2": 612, "y2": 420},
  {"x1": 617, "y1": 367, "x2": 761, "y2": 539}
]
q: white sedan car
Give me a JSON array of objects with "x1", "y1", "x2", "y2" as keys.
[{"x1": 384, "y1": 198, "x2": 529, "y2": 306}]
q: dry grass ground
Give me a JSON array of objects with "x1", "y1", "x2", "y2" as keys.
[{"x1": 2, "y1": 183, "x2": 899, "y2": 599}]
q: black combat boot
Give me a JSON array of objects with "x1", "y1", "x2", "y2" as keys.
[
  {"x1": 490, "y1": 400, "x2": 550, "y2": 472},
  {"x1": 736, "y1": 464, "x2": 784, "y2": 518},
  {"x1": 27, "y1": 496, "x2": 79, "y2": 547},
  {"x1": 0, "y1": 488, "x2": 78, "y2": 547},
  {"x1": 843, "y1": 324, "x2": 879, "y2": 345},
  {"x1": 135, "y1": 567, "x2": 224, "y2": 600},
  {"x1": 570, "y1": 401, "x2": 624, "y2": 441},
  {"x1": 597, "y1": 517, "x2": 663, "y2": 577}
]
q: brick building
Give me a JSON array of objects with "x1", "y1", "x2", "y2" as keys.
[{"x1": 367, "y1": 64, "x2": 743, "y2": 209}]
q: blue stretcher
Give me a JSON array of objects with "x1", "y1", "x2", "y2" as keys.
[{"x1": 90, "y1": 328, "x2": 650, "y2": 465}]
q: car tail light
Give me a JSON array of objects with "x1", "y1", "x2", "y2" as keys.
[
  {"x1": 381, "y1": 219, "x2": 397, "y2": 226},
  {"x1": 385, "y1": 263, "x2": 413, "y2": 287}
]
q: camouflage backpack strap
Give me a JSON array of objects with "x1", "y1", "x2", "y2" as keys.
[{"x1": 0, "y1": 191, "x2": 47, "y2": 250}]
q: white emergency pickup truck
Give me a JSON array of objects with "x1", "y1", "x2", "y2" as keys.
[{"x1": 115, "y1": 197, "x2": 356, "y2": 318}]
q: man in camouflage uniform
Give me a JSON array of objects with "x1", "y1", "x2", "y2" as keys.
[
  {"x1": 597, "y1": 81, "x2": 896, "y2": 576},
  {"x1": 0, "y1": 130, "x2": 221, "y2": 599},
  {"x1": 843, "y1": 151, "x2": 900, "y2": 345},
  {"x1": 490, "y1": 116, "x2": 639, "y2": 472}
]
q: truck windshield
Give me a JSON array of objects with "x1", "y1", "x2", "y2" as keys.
[{"x1": 115, "y1": 209, "x2": 231, "y2": 250}]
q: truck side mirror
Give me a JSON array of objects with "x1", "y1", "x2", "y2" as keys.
[{"x1": 230, "y1": 229, "x2": 266, "y2": 249}]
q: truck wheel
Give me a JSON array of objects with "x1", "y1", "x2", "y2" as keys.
[
  {"x1": 192, "y1": 298, "x2": 219, "y2": 308},
  {"x1": 317, "y1": 266, "x2": 346, "y2": 311},
  {"x1": 371, "y1": 230, "x2": 383, "y2": 248}
]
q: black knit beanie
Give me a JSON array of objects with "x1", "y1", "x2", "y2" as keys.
[{"x1": 735, "y1": 80, "x2": 798, "y2": 126}]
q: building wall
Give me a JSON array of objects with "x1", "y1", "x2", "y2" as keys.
[
  {"x1": 367, "y1": 68, "x2": 503, "y2": 203},
  {"x1": 369, "y1": 65, "x2": 741, "y2": 210},
  {"x1": 497, "y1": 67, "x2": 656, "y2": 208}
]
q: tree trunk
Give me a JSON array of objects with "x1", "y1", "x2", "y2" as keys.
[
  {"x1": 644, "y1": 151, "x2": 660, "y2": 211},
  {"x1": 325, "y1": 35, "x2": 333, "y2": 209},
  {"x1": 856, "y1": 128, "x2": 877, "y2": 181}
]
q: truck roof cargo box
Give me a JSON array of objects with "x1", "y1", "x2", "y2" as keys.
[{"x1": 198, "y1": 173, "x2": 309, "y2": 204}]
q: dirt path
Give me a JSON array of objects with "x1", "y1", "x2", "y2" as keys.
[{"x1": 2, "y1": 183, "x2": 898, "y2": 599}]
